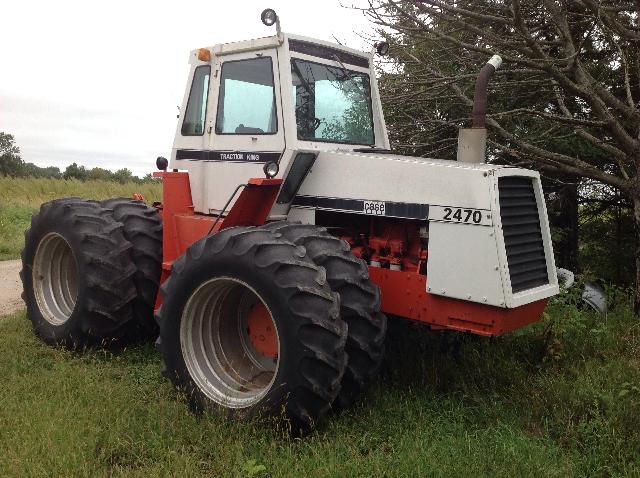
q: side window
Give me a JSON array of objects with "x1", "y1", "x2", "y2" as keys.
[
  {"x1": 181, "y1": 66, "x2": 211, "y2": 136},
  {"x1": 215, "y1": 57, "x2": 277, "y2": 134}
]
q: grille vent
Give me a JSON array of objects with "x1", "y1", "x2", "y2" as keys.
[{"x1": 498, "y1": 177, "x2": 549, "y2": 293}]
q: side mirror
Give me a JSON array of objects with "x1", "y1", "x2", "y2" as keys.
[{"x1": 375, "y1": 41, "x2": 389, "y2": 56}]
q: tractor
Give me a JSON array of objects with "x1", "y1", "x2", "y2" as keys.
[{"x1": 20, "y1": 9, "x2": 559, "y2": 433}]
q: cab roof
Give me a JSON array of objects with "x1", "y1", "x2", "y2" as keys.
[{"x1": 188, "y1": 33, "x2": 373, "y2": 66}]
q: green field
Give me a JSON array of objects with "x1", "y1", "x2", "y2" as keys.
[
  {"x1": 1, "y1": 178, "x2": 639, "y2": 476},
  {"x1": 0, "y1": 177, "x2": 162, "y2": 260}
]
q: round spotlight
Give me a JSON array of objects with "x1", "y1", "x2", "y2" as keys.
[
  {"x1": 375, "y1": 41, "x2": 390, "y2": 56},
  {"x1": 263, "y1": 161, "x2": 279, "y2": 178},
  {"x1": 261, "y1": 8, "x2": 277, "y2": 26}
]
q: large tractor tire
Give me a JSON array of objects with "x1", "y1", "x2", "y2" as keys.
[
  {"x1": 101, "y1": 198, "x2": 162, "y2": 338},
  {"x1": 20, "y1": 199, "x2": 137, "y2": 347},
  {"x1": 262, "y1": 222, "x2": 387, "y2": 410},
  {"x1": 156, "y1": 227, "x2": 347, "y2": 433}
]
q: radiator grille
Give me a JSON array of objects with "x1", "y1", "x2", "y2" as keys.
[{"x1": 498, "y1": 177, "x2": 549, "y2": 293}]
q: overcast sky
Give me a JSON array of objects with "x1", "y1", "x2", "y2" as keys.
[{"x1": 0, "y1": 1, "x2": 374, "y2": 176}]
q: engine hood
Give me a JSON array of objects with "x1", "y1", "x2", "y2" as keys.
[
  {"x1": 280, "y1": 148, "x2": 558, "y2": 310},
  {"x1": 291, "y1": 149, "x2": 519, "y2": 212}
]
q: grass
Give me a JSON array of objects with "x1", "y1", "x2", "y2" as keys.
[
  {"x1": 0, "y1": 177, "x2": 162, "y2": 260},
  {"x1": 1, "y1": 297, "x2": 639, "y2": 477},
  {"x1": 0, "y1": 177, "x2": 638, "y2": 476}
]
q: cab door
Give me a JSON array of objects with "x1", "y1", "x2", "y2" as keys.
[
  {"x1": 210, "y1": 48, "x2": 283, "y2": 151},
  {"x1": 202, "y1": 48, "x2": 285, "y2": 212}
]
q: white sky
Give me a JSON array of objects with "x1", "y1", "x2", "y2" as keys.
[{"x1": 0, "y1": 1, "x2": 374, "y2": 176}]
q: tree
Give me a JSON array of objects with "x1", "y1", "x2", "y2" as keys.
[
  {"x1": 365, "y1": 1, "x2": 640, "y2": 311},
  {"x1": 0, "y1": 132, "x2": 24, "y2": 177},
  {"x1": 63, "y1": 163, "x2": 88, "y2": 181},
  {"x1": 22, "y1": 162, "x2": 62, "y2": 179},
  {"x1": 87, "y1": 167, "x2": 114, "y2": 181},
  {"x1": 112, "y1": 168, "x2": 133, "y2": 184},
  {"x1": 1, "y1": 132, "x2": 63, "y2": 178},
  {"x1": 1, "y1": 133, "x2": 147, "y2": 182},
  {"x1": 141, "y1": 173, "x2": 161, "y2": 184}
]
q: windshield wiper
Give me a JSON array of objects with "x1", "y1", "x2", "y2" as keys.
[
  {"x1": 353, "y1": 147, "x2": 396, "y2": 154},
  {"x1": 291, "y1": 60, "x2": 314, "y2": 96},
  {"x1": 331, "y1": 55, "x2": 367, "y2": 97}
]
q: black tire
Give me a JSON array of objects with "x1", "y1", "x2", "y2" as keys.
[
  {"x1": 101, "y1": 198, "x2": 162, "y2": 338},
  {"x1": 261, "y1": 222, "x2": 387, "y2": 410},
  {"x1": 20, "y1": 198, "x2": 137, "y2": 347},
  {"x1": 156, "y1": 227, "x2": 347, "y2": 433}
]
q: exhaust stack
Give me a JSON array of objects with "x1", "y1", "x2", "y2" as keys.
[{"x1": 457, "y1": 55, "x2": 502, "y2": 164}]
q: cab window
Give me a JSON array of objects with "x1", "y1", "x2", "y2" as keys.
[
  {"x1": 181, "y1": 66, "x2": 211, "y2": 136},
  {"x1": 215, "y1": 57, "x2": 277, "y2": 134},
  {"x1": 291, "y1": 58, "x2": 374, "y2": 145}
]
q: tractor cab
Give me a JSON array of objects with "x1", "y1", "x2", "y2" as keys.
[{"x1": 171, "y1": 10, "x2": 389, "y2": 215}]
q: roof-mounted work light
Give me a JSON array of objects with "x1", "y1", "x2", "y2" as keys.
[{"x1": 261, "y1": 8, "x2": 277, "y2": 26}]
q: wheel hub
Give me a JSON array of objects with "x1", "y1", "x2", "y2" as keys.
[
  {"x1": 247, "y1": 303, "x2": 278, "y2": 358},
  {"x1": 32, "y1": 232, "x2": 78, "y2": 325},
  {"x1": 180, "y1": 277, "x2": 280, "y2": 408}
]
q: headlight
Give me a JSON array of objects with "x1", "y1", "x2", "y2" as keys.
[{"x1": 263, "y1": 161, "x2": 279, "y2": 178}]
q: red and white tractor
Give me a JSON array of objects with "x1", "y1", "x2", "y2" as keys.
[{"x1": 21, "y1": 9, "x2": 559, "y2": 433}]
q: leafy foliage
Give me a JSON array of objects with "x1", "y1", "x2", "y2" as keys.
[{"x1": 62, "y1": 162, "x2": 143, "y2": 184}]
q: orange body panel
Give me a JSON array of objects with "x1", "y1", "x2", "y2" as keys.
[
  {"x1": 369, "y1": 267, "x2": 547, "y2": 336},
  {"x1": 154, "y1": 171, "x2": 194, "y2": 265},
  {"x1": 222, "y1": 178, "x2": 283, "y2": 229},
  {"x1": 153, "y1": 172, "x2": 282, "y2": 311}
]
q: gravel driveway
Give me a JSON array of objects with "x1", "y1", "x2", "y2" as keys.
[{"x1": 0, "y1": 260, "x2": 24, "y2": 316}]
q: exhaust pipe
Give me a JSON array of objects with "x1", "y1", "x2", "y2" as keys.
[
  {"x1": 472, "y1": 55, "x2": 503, "y2": 128},
  {"x1": 457, "y1": 55, "x2": 503, "y2": 163}
]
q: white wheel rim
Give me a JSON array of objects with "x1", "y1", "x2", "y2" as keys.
[
  {"x1": 180, "y1": 277, "x2": 280, "y2": 409},
  {"x1": 32, "y1": 232, "x2": 79, "y2": 325}
]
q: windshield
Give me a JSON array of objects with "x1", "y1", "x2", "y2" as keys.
[{"x1": 291, "y1": 58, "x2": 374, "y2": 145}]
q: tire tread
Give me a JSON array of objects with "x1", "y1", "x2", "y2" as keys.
[{"x1": 262, "y1": 221, "x2": 387, "y2": 410}]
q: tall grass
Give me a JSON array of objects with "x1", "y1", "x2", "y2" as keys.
[
  {"x1": 0, "y1": 177, "x2": 162, "y2": 260},
  {"x1": 0, "y1": 177, "x2": 162, "y2": 208},
  {"x1": 1, "y1": 299, "x2": 639, "y2": 477}
]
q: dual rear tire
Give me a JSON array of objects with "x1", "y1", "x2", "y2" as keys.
[
  {"x1": 21, "y1": 198, "x2": 161, "y2": 347},
  {"x1": 101, "y1": 198, "x2": 162, "y2": 338}
]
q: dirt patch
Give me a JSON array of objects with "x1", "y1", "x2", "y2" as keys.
[{"x1": 0, "y1": 260, "x2": 24, "y2": 316}]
